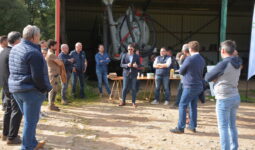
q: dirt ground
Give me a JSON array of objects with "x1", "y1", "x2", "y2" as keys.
[{"x1": 0, "y1": 98, "x2": 254, "y2": 150}]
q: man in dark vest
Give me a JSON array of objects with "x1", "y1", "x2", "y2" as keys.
[
  {"x1": 0, "y1": 32, "x2": 23, "y2": 145},
  {"x1": 119, "y1": 44, "x2": 140, "y2": 107},
  {"x1": 151, "y1": 47, "x2": 172, "y2": 105}
]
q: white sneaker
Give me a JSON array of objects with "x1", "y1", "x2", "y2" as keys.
[
  {"x1": 164, "y1": 101, "x2": 170, "y2": 105},
  {"x1": 151, "y1": 100, "x2": 159, "y2": 105}
]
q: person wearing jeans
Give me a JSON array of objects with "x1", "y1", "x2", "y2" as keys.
[
  {"x1": 119, "y1": 44, "x2": 140, "y2": 107},
  {"x1": 70, "y1": 42, "x2": 87, "y2": 98},
  {"x1": 59, "y1": 44, "x2": 74, "y2": 104},
  {"x1": 205, "y1": 40, "x2": 242, "y2": 150},
  {"x1": 173, "y1": 44, "x2": 189, "y2": 107},
  {"x1": 170, "y1": 41, "x2": 205, "y2": 134},
  {"x1": 8, "y1": 25, "x2": 52, "y2": 150},
  {"x1": 95, "y1": 44, "x2": 111, "y2": 97},
  {"x1": 151, "y1": 47, "x2": 171, "y2": 105},
  {"x1": 13, "y1": 91, "x2": 46, "y2": 149}
]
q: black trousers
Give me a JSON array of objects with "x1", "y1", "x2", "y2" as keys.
[{"x1": 2, "y1": 91, "x2": 22, "y2": 140}]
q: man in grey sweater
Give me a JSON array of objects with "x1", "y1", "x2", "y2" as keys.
[{"x1": 205, "y1": 40, "x2": 242, "y2": 150}]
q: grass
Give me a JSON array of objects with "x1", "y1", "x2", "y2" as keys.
[{"x1": 48, "y1": 80, "x2": 100, "y2": 107}]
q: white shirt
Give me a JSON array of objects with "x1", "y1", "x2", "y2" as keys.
[
  {"x1": 129, "y1": 54, "x2": 133, "y2": 63},
  {"x1": 191, "y1": 52, "x2": 199, "y2": 56}
]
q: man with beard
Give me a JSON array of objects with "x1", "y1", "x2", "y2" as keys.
[{"x1": 45, "y1": 39, "x2": 65, "y2": 111}]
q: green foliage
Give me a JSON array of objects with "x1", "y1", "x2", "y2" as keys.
[
  {"x1": 0, "y1": 0, "x2": 29, "y2": 35},
  {"x1": 42, "y1": 80, "x2": 100, "y2": 107},
  {"x1": 23, "y1": 0, "x2": 55, "y2": 40}
]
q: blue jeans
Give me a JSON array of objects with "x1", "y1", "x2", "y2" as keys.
[
  {"x1": 61, "y1": 71, "x2": 71, "y2": 101},
  {"x1": 96, "y1": 69, "x2": 111, "y2": 94},
  {"x1": 177, "y1": 87, "x2": 202, "y2": 130},
  {"x1": 72, "y1": 71, "x2": 85, "y2": 97},
  {"x1": 13, "y1": 90, "x2": 45, "y2": 150},
  {"x1": 216, "y1": 95, "x2": 240, "y2": 150},
  {"x1": 122, "y1": 76, "x2": 137, "y2": 104},
  {"x1": 154, "y1": 75, "x2": 170, "y2": 101},
  {"x1": 175, "y1": 82, "x2": 183, "y2": 106}
]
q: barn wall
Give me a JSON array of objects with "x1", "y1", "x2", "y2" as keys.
[{"x1": 64, "y1": 1, "x2": 252, "y2": 66}]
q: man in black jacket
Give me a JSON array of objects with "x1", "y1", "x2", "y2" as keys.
[{"x1": 0, "y1": 32, "x2": 22, "y2": 144}]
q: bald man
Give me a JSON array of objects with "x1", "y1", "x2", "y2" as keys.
[
  {"x1": 58, "y1": 44, "x2": 74, "y2": 104},
  {"x1": 70, "y1": 42, "x2": 87, "y2": 98}
]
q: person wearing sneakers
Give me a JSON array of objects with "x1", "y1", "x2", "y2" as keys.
[
  {"x1": 151, "y1": 47, "x2": 171, "y2": 105},
  {"x1": 8, "y1": 25, "x2": 51, "y2": 150},
  {"x1": 59, "y1": 44, "x2": 74, "y2": 105},
  {"x1": 119, "y1": 43, "x2": 141, "y2": 107},
  {"x1": 95, "y1": 44, "x2": 111, "y2": 97},
  {"x1": 46, "y1": 40, "x2": 66, "y2": 111},
  {"x1": 170, "y1": 41, "x2": 205, "y2": 134},
  {"x1": 0, "y1": 32, "x2": 22, "y2": 145}
]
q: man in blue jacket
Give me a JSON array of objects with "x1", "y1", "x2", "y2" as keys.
[
  {"x1": 59, "y1": 44, "x2": 74, "y2": 104},
  {"x1": 170, "y1": 41, "x2": 205, "y2": 134},
  {"x1": 95, "y1": 44, "x2": 111, "y2": 97},
  {"x1": 205, "y1": 40, "x2": 242, "y2": 150},
  {"x1": 70, "y1": 42, "x2": 87, "y2": 98},
  {"x1": 8, "y1": 25, "x2": 52, "y2": 150},
  {"x1": 119, "y1": 44, "x2": 140, "y2": 107}
]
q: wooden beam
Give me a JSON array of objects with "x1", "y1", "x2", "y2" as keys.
[{"x1": 55, "y1": 0, "x2": 61, "y2": 56}]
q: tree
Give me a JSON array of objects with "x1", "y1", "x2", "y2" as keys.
[
  {"x1": 0, "y1": 0, "x2": 29, "y2": 35},
  {"x1": 23, "y1": 0, "x2": 55, "y2": 40}
]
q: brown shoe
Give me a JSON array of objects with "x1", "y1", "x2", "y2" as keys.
[
  {"x1": 34, "y1": 140, "x2": 46, "y2": 150},
  {"x1": 118, "y1": 102, "x2": 126, "y2": 106},
  {"x1": 2, "y1": 135, "x2": 7, "y2": 141},
  {"x1": 48, "y1": 105, "x2": 60, "y2": 111},
  {"x1": 7, "y1": 136, "x2": 22, "y2": 145},
  {"x1": 132, "y1": 103, "x2": 137, "y2": 108}
]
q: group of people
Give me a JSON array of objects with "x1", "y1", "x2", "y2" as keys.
[
  {"x1": 117, "y1": 41, "x2": 242, "y2": 150},
  {"x1": 0, "y1": 24, "x2": 242, "y2": 150},
  {"x1": 0, "y1": 24, "x2": 114, "y2": 149}
]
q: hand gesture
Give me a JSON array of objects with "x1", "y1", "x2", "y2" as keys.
[
  {"x1": 68, "y1": 58, "x2": 74, "y2": 63},
  {"x1": 133, "y1": 63, "x2": 138, "y2": 68}
]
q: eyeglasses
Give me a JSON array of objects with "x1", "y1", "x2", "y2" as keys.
[{"x1": 128, "y1": 49, "x2": 134, "y2": 50}]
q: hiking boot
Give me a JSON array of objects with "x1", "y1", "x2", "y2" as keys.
[
  {"x1": 151, "y1": 100, "x2": 159, "y2": 105},
  {"x1": 170, "y1": 127, "x2": 184, "y2": 134},
  {"x1": 34, "y1": 140, "x2": 46, "y2": 150},
  {"x1": 6, "y1": 136, "x2": 22, "y2": 145},
  {"x1": 164, "y1": 101, "x2": 170, "y2": 105},
  {"x1": 48, "y1": 105, "x2": 60, "y2": 111}
]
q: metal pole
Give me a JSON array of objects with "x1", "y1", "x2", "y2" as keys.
[{"x1": 220, "y1": 0, "x2": 228, "y2": 42}]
